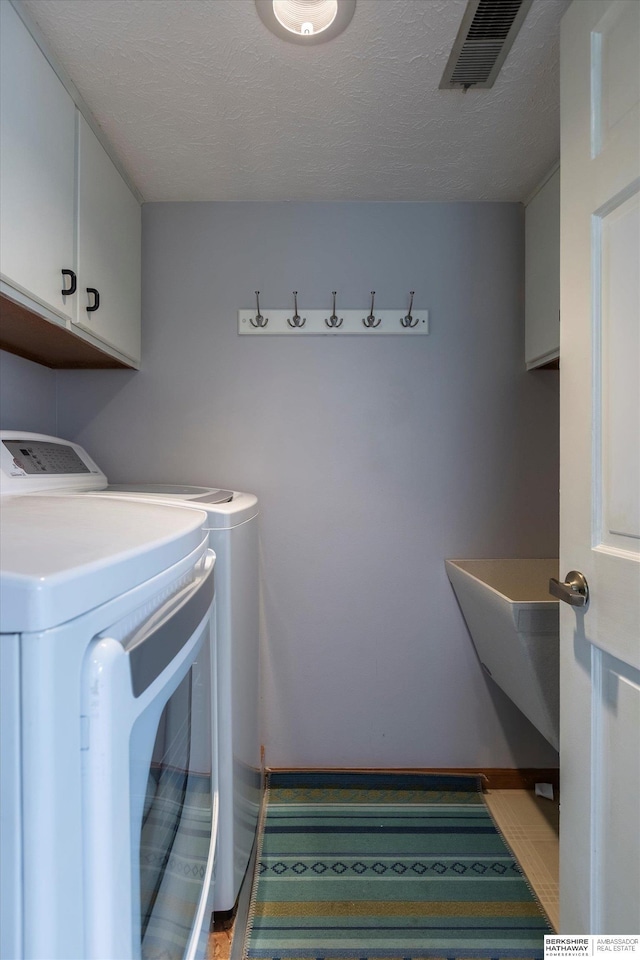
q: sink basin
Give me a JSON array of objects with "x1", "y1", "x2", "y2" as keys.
[{"x1": 445, "y1": 559, "x2": 559, "y2": 750}]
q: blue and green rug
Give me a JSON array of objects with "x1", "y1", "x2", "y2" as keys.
[{"x1": 243, "y1": 772, "x2": 552, "y2": 960}]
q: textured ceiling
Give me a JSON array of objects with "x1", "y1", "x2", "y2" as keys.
[{"x1": 20, "y1": 0, "x2": 570, "y2": 203}]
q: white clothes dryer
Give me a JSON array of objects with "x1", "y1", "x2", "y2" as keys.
[
  {"x1": 0, "y1": 432, "x2": 261, "y2": 917},
  {"x1": 100, "y1": 484, "x2": 261, "y2": 917},
  {"x1": 0, "y1": 445, "x2": 217, "y2": 960}
]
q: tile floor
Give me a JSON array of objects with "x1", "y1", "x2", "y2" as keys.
[
  {"x1": 210, "y1": 924, "x2": 233, "y2": 960},
  {"x1": 484, "y1": 788, "x2": 560, "y2": 931},
  {"x1": 208, "y1": 787, "x2": 560, "y2": 958}
]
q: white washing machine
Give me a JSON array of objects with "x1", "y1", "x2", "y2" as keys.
[
  {"x1": 0, "y1": 432, "x2": 261, "y2": 916},
  {"x1": 0, "y1": 443, "x2": 217, "y2": 960}
]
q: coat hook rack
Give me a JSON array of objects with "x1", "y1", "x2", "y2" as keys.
[
  {"x1": 238, "y1": 291, "x2": 429, "y2": 336},
  {"x1": 249, "y1": 291, "x2": 268, "y2": 328},
  {"x1": 325, "y1": 292, "x2": 343, "y2": 328}
]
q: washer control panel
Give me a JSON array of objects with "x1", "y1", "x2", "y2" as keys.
[
  {"x1": 0, "y1": 432, "x2": 106, "y2": 494},
  {"x1": 2, "y1": 438, "x2": 91, "y2": 475}
]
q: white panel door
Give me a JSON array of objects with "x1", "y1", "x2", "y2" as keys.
[
  {"x1": 75, "y1": 115, "x2": 141, "y2": 363},
  {"x1": 559, "y1": 0, "x2": 640, "y2": 934},
  {"x1": 0, "y1": 2, "x2": 76, "y2": 322}
]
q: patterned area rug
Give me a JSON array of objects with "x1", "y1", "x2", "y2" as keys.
[{"x1": 243, "y1": 772, "x2": 551, "y2": 960}]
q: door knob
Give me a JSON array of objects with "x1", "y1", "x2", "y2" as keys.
[{"x1": 549, "y1": 570, "x2": 589, "y2": 607}]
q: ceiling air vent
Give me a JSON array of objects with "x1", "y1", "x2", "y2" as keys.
[{"x1": 439, "y1": 0, "x2": 533, "y2": 90}]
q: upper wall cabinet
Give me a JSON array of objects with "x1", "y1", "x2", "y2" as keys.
[
  {"x1": 74, "y1": 116, "x2": 141, "y2": 363},
  {"x1": 0, "y1": 0, "x2": 76, "y2": 324},
  {"x1": 0, "y1": 3, "x2": 141, "y2": 368},
  {"x1": 525, "y1": 167, "x2": 560, "y2": 370}
]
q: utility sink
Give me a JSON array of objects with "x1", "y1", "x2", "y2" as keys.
[{"x1": 445, "y1": 559, "x2": 560, "y2": 751}]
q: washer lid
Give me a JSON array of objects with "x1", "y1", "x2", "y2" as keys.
[
  {"x1": 89, "y1": 489, "x2": 259, "y2": 528},
  {"x1": 106, "y1": 483, "x2": 233, "y2": 503},
  {"x1": 0, "y1": 496, "x2": 207, "y2": 633}
]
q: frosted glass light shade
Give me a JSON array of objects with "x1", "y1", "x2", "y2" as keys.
[
  {"x1": 273, "y1": 0, "x2": 337, "y2": 36},
  {"x1": 255, "y1": 0, "x2": 356, "y2": 44}
]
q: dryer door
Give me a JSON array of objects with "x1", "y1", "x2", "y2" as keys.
[{"x1": 82, "y1": 551, "x2": 217, "y2": 960}]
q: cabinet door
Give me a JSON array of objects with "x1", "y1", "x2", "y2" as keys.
[
  {"x1": 0, "y1": 3, "x2": 76, "y2": 322},
  {"x1": 74, "y1": 116, "x2": 141, "y2": 363},
  {"x1": 525, "y1": 168, "x2": 560, "y2": 368}
]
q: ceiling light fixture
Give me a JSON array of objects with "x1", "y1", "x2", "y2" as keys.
[{"x1": 255, "y1": 0, "x2": 356, "y2": 44}]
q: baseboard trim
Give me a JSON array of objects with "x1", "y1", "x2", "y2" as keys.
[{"x1": 265, "y1": 767, "x2": 560, "y2": 791}]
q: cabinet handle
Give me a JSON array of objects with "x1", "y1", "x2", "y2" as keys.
[
  {"x1": 86, "y1": 288, "x2": 100, "y2": 313},
  {"x1": 61, "y1": 269, "x2": 77, "y2": 296}
]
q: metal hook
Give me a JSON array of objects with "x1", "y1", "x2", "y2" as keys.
[
  {"x1": 249, "y1": 291, "x2": 268, "y2": 328},
  {"x1": 362, "y1": 291, "x2": 381, "y2": 328},
  {"x1": 400, "y1": 291, "x2": 418, "y2": 328},
  {"x1": 325, "y1": 291, "x2": 344, "y2": 328},
  {"x1": 287, "y1": 291, "x2": 306, "y2": 328}
]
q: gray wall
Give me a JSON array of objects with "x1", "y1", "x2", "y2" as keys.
[
  {"x1": 54, "y1": 201, "x2": 559, "y2": 768},
  {"x1": 0, "y1": 349, "x2": 58, "y2": 434}
]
